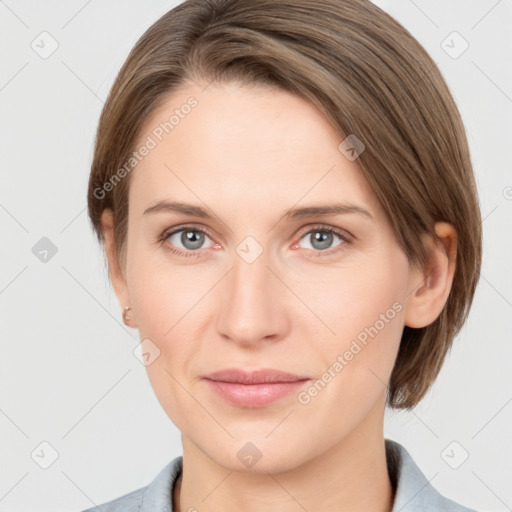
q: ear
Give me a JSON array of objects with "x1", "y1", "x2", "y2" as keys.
[
  {"x1": 404, "y1": 222, "x2": 458, "y2": 328},
  {"x1": 101, "y1": 209, "x2": 137, "y2": 328}
]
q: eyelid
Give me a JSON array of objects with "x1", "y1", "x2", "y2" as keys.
[
  {"x1": 162, "y1": 223, "x2": 211, "y2": 237},
  {"x1": 158, "y1": 224, "x2": 216, "y2": 259},
  {"x1": 160, "y1": 224, "x2": 216, "y2": 247},
  {"x1": 291, "y1": 223, "x2": 354, "y2": 258},
  {"x1": 295, "y1": 223, "x2": 355, "y2": 243}
]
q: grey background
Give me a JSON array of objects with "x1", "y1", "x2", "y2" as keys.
[{"x1": 0, "y1": 1, "x2": 511, "y2": 511}]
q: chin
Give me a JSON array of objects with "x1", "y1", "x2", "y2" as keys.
[{"x1": 202, "y1": 436, "x2": 314, "y2": 475}]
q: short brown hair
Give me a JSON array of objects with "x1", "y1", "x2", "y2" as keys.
[{"x1": 87, "y1": 0, "x2": 482, "y2": 409}]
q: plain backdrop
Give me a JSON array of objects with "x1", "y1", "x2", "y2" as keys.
[{"x1": 0, "y1": 1, "x2": 511, "y2": 511}]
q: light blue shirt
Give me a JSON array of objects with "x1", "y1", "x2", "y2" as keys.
[{"x1": 80, "y1": 439, "x2": 477, "y2": 511}]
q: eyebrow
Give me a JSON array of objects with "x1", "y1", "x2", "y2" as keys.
[{"x1": 143, "y1": 201, "x2": 373, "y2": 221}]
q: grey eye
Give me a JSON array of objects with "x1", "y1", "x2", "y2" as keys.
[
  {"x1": 169, "y1": 229, "x2": 210, "y2": 251},
  {"x1": 299, "y1": 230, "x2": 343, "y2": 251}
]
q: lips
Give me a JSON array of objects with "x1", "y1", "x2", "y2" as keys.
[
  {"x1": 202, "y1": 368, "x2": 311, "y2": 408},
  {"x1": 203, "y1": 368, "x2": 310, "y2": 384}
]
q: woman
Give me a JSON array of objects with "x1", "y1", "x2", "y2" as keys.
[{"x1": 84, "y1": 0, "x2": 482, "y2": 510}]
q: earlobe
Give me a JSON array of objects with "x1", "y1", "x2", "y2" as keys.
[
  {"x1": 404, "y1": 222, "x2": 457, "y2": 329},
  {"x1": 100, "y1": 209, "x2": 137, "y2": 328}
]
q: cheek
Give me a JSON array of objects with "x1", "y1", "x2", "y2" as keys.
[
  {"x1": 126, "y1": 247, "x2": 212, "y2": 415},
  {"x1": 128, "y1": 256, "x2": 204, "y2": 428},
  {"x1": 290, "y1": 272, "x2": 406, "y2": 447},
  {"x1": 126, "y1": 243, "x2": 211, "y2": 339},
  {"x1": 299, "y1": 250, "x2": 409, "y2": 400},
  {"x1": 298, "y1": 249, "x2": 408, "y2": 352}
]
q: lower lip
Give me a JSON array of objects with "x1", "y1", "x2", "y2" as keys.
[{"x1": 204, "y1": 379, "x2": 310, "y2": 408}]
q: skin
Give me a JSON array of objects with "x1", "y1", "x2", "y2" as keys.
[{"x1": 101, "y1": 80, "x2": 457, "y2": 512}]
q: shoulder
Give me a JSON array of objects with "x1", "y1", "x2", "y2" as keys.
[
  {"x1": 79, "y1": 455, "x2": 183, "y2": 512},
  {"x1": 386, "y1": 439, "x2": 478, "y2": 512}
]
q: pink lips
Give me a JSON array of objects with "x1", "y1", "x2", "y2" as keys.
[{"x1": 202, "y1": 368, "x2": 310, "y2": 408}]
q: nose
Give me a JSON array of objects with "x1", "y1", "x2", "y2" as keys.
[{"x1": 215, "y1": 246, "x2": 290, "y2": 348}]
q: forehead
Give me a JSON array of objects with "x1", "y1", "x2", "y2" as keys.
[{"x1": 129, "y1": 81, "x2": 379, "y2": 219}]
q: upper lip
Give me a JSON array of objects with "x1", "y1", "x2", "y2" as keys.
[{"x1": 203, "y1": 368, "x2": 310, "y2": 384}]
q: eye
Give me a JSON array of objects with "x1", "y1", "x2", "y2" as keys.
[
  {"x1": 159, "y1": 224, "x2": 352, "y2": 258},
  {"x1": 294, "y1": 225, "x2": 351, "y2": 255},
  {"x1": 160, "y1": 226, "x2": 216, "y2": 257}
]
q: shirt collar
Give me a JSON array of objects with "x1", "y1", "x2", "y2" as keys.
[
  {"x1": 386, "y1": 439, "x2": 475, "y2": 511},
  {"x1": 138, "y1": 439, "x2": 474, "y2": 512}
]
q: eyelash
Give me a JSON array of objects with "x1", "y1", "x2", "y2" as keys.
[{"x1": 158, "y1": 224, "x2": 353, "y2": 259}]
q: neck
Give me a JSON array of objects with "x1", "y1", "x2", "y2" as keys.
[{"x1": 174, "y1": 399, "x2": 394, "y2": 512}]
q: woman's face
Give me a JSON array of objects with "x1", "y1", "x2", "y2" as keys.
[{"x1": 120, "y1": 80, "x2": 421, "y2": 472}]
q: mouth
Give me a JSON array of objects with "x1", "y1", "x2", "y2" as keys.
[{"x1": 202, "y1": 368, "x2": 311, "y2": 408}]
